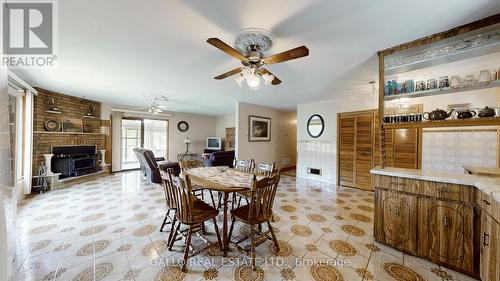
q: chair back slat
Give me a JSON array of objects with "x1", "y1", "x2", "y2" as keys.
[
  {"x1": 180, "y1": 159, "x2": 204, "y2": 171},
  {"x1": 247, "y1": 172, "x2": 280, "y2": 222},
  {"x1": 234, "y1": 159, "x2": 255, "y2": 173},
  {"x1": 172, "y1": 174, "x2": 195, "y2": 223},
  {"x1": 256, "y1": 162, "x2": 275, "y2": 177},
  {"x1": 160, "y1": 168, "x2": 177, "y2": 209}
]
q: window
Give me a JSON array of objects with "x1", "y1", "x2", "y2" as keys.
[{"x1": 121, "y1": 118, "x2": 168, "y2": 170}]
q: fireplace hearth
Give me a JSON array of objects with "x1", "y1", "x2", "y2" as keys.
[{"x1": 52, "y1": 145, "x2": 99, "y2": 179}]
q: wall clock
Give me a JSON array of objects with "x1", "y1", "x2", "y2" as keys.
[{"x1": 177, "y1": 121, "x2": 189, "y2": 132}]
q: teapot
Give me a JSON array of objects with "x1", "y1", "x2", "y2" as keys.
[
  {"x1": 456, "y1": 110, "x2": 476, "y2": 119},
  {"x1": 423, "y1": 108, "x2": 454, "y2": 121},
  {"x1": 478, "y1": 106, "x2": 496, "y2": 118}
]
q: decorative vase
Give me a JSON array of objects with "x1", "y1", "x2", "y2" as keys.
[
  {"x1": 100, "y1": 150, "x2": 107, "y2": 167},
  {"x1": 43, "y1": 154, "x2": 54, "y2": 175}
]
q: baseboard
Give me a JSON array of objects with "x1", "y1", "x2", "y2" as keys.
[{"x1": 281, "y1": 166, "x2": 296, "y2": 172}]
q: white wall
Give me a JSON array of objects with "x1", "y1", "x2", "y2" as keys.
[
  {"x1": 167, "y1": 112, "x2": 216, "y2": 161},
  {"x1": 236, "y1": 102, "x2": 297, "y2": 169},
  {"x1": 297, "y1": 93, "x2": 378, "y2": 183},
  {"x1": 215, "y1": 112, "x2": 235, "y2": 138}
]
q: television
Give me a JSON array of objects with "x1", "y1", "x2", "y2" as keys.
[{"x1": 206, "y1": 137, "x2": 222, "y2": 150}]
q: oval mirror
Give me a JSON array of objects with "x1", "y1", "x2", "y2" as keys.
[{"x1": 307, "y1": 114, "x2": 324, "y2": 138}]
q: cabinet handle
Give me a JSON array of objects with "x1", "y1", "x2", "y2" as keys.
[
  {"x1": 483, "y1": 233, "x2": 490, "y2": 246},
  {"x1": 390, "y1": 206, "x2": 400, "y2": 215},
  {"x1": 443, "y1": 216, "x2": 449, "y2": 227},
  {"x1": 482, "y1": 199, "x2": 491, "y2": 206}
]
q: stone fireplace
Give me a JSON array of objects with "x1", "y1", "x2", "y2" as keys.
[{"x1": 32, "y1": 88, "x2": 111, "y2": 186}]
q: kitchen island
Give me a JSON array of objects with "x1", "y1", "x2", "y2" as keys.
[{"x1": 371, "y1": 167, "x2": 500, "y2": 280}]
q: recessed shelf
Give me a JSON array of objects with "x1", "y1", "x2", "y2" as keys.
[
  {"x1": 382, "y1": 117, "x2": 500, "y2": 129},
  {"x1": 34, "y1": 131, "x2": 103, "y2": 135},
  {"x1": 384, "y1": 79, "x2": 500, "y2": 101},
  {"x1": 45, "y1": 110, "x2": 62, "y2": 114}
]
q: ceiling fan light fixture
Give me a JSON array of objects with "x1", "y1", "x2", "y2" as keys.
[
  {"x1": 246, "y1": 73, "x2": 261, "y2": 90},
  {"x1": 235, "y1": 74, "x2": 244, "y2": 87},
  {"x1": 262, "y1": 73, "x2": 274, "y2": 86}
]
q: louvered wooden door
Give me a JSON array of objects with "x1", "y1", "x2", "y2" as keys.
[
  {"x1": 338, "y1": 115, "x2": 356, "y2": 187},
  {"x1": 355, "y1": 113, "x2": 374, "y2": 190},
  {"x1": 338, "y1": 111, "x2": 375, "y2": 190}
]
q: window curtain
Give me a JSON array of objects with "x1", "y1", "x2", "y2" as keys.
[{"x1": 111, "y1": 111, "x2": 122, "y2": 172}]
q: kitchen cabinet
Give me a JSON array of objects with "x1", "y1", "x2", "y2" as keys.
[
  {"x1": 480, "y1": 211, "x2": 500, "y2": 281},
  {"x1": 374, "y1": 174, "x2": 478, "y2": 278},
  {"x1": 374, "y1": 189, "x2": 417, "y2": 253},
  {"x1": 418, "y1": 198, "x2": 474, "y2": 274}
]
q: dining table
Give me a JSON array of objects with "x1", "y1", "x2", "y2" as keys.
[{"x1": 183, "y1": 166, "x2": 264, "y2": 257}]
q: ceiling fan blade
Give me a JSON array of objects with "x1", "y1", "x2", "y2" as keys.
[
  {"x1": 214, "y1": 67, "x2": 244, "y2": 80},
  {"x1": 207, "y1": 38, "x2": 248, "y2": 62},
  {"x1": 262, "y1": 45, "x2": 309, "y2": 65},
  {"x1": 257, "y1": 68, "x2": 282, "y2": 85}
]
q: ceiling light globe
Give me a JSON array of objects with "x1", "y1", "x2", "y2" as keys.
[{"x1": 246, "y1": 74, "x2": 261, "y2": 90}]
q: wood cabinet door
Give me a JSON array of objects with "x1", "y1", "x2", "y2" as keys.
[
  {"x1": 393, "y1": 128, "x2": 419, "y2": 169},
  {"x1": 418, "y1": 198, "x2": 474, "y2": 274},
  {"x1": 375, "y1": 190, "x2": 417, "y2": 253},
  {"x1": 338, "y1": 115, "x2": 355, "y2": 187},
  {"x1": 355, "y1": 113, "x2": 374, "y2": 190},
  {"x1": 481, "y1": 212, "x2": 500, "y2": 281}
]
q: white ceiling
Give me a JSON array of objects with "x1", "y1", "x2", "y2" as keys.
[{"x1": 14, "y1": 0, "x2": 500, "y2": 116}]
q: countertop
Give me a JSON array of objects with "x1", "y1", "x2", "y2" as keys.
[
  {"x1": 463, "y1": 166, "x2": 500, "y2": 176},
  {"x1": 370, "y1": 167, "x2": 500, "y2": 203}
]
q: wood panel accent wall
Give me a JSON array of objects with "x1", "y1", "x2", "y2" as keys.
[
  {"x1": 338, "y1": 109, "x2": 421, "y2": 190},
  {"x1": 32, "y1": 88, "x2": 105, "y2": 175}
]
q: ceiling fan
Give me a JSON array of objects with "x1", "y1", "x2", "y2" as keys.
[
  {"x1": 132, "y1": 95, "x2": 188, "y2": 115},
  {"x1": 207, "y1": 29, "x2": 309, "y2": 90}
]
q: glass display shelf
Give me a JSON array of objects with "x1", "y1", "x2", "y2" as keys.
[{"x1": 384, "y1": 79, "x2": 500, "y2": 101}]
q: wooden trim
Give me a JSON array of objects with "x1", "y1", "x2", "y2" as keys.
[
  {"x1": 336, "y1": 113, "x2": 341, "y2": 186},
  {"x1": 497, "y1": 127, "x2": 500, "y2": 168},
  {"x1": 417, "y1": 128, "x2": 423, "y2": 170},
  {"x1": 281, "y1": 166, "x2": 296, "y2": 172},
  {"x1": 383, "y1": 118, "x2": 500, "y2": 129},
  {"x1": 338, "y1": 109, "x2": 378, "y2": 116},
  {"x1": 378, "y1": 14, "x2": 500, "y2": 56}
]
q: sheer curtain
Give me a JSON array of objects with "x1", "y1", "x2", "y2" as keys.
[{"x1": 111, "y1": 111, "x2": 123, "y2": 172}]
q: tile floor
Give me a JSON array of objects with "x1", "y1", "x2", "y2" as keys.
[{"x1": 14, "y1": 171, "x2": 477, "y2": 281}]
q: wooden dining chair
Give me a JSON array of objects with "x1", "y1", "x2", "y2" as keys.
[
  {"x1": 233, "y1": 159, "x2": 255, "y2": 173},
  {"x1": 232, "y1": 159, "x2": 255, "y2": 208},
  {"x1": 255, "y1": 162, "x2": 276, "y2": 177},
  {"x1": 180, "y1": 159, "x2": 217, "y2": 208},
  {"x1": 159, "y1": 168, "x2": 177, "y2": 233},
  {"x1": 235, "y1": 161, "x2": 275, "y2": 208},
  {"x1": 169, "y1": 174, "x2": 223, "y2": 272},
  {"x1": 228, "y1": 172, "x2": 281, "y2": 270}
]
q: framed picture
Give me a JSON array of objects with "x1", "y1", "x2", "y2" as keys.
[
  {"x1": 62, "y1": 118, "x2": 83, "y2": 132},
  {"x1": 248, "y1": 115, "x2": 271, "y2": 142}
]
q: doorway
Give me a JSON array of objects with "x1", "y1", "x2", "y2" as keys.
[{"x1": 121, "y1": 118, "x2": 168, "y2": 170}]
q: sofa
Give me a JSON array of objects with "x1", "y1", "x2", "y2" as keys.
[
  {"x1": 134, "y1": 148, "x2": 180, "y2": 184},
  {"x1": 203, "y1": 150, "x2": 235, "y2": 168}
]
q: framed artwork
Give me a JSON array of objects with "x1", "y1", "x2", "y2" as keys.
[
  {"x1": 62, "y1": 118, "x2": 83, "y2": 132},
  {"x1": 248, "y1": 115, "x2": 271, "y2": 142}
]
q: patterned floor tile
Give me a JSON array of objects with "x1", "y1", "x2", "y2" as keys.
[{"x1": 13, "y1": 170, "x2": 473, "y2": 281}]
